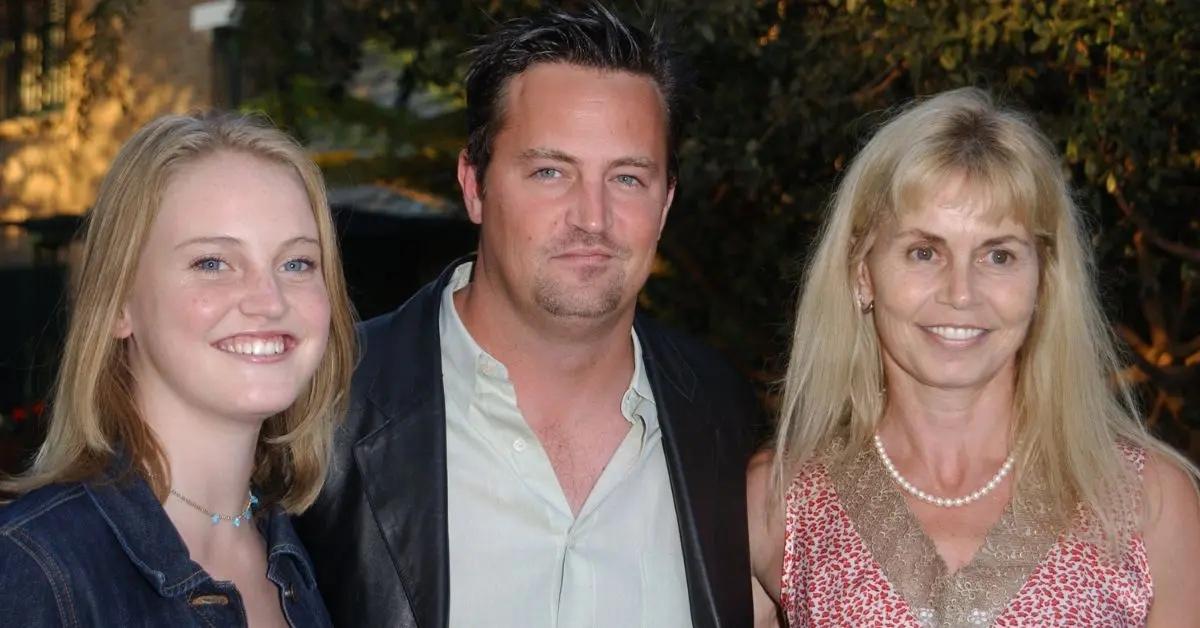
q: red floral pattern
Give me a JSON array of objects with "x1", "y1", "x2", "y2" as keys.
[{"x1": 781, "y1": 454, "x2": 1152, "y2": 627}]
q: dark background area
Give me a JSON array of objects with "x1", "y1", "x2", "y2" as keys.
[{"x1": 1, "y1": 0, "x2": 1197, "y2": 471}]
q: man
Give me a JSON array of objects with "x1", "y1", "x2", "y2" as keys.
[{"x1": 297, "y1": 5, "x2": 762, "y2": 627}]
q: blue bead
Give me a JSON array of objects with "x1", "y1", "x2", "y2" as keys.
[
  {"x1": 210, "y1": 514, "x2": 219, "y2": 525},
  {"x1": 242, "y1": 509, "x2": 251, "y2": 520},
  {"x1": 233, "y1": 516, "x2": 241, "y2": 527},
  {"x1": 250, "y1": 494, "x2": 259, "y2": 506}
]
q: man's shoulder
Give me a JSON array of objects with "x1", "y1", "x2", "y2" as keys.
[
  {"x1": 635, "y1": 313, "x2": 745, "y2": 384},
  {"x1": 353, "y1": 276, "x2": 445, "y2": 381},
  {"x1": 335, "y1": 273, "x2": 448, "y2": 446},
  {"x1": 357, "y1": 283, "x2": 440, "y2": 352},
  {"x1": 636, "y1": 313, "x2": 767, "y2": 457}
]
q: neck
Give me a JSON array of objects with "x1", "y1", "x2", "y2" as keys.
[
  {"x1": 455, "y1": 267, "x2": 636, "y2": 389},
  {"x1": 137, "y1": 387, "x2": 262, "y2": 564},
  {"x1": 877, "y1": 358, "x2": 1018, "y2": 474}
]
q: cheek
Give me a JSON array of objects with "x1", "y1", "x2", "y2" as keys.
[
  {"x1": 488, "y1": 199, "x2": 552, "y2": 250},
  {"x1": 874, "y1": 279, "x2": 929, "y2": 316},
  {"x1": 130, "y1": 287, "x2": 225, "y2": 339},
  {"x1": 614, "y1": 204, "x2": 667, "y2": 247},
  {"x1": 995, "y1": 272, "x2": 1040, "y2": 323},
  {"x1": 290, "y1": 283, "x2": 333, "y2": 328}
]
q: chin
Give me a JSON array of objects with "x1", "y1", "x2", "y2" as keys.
[
  {"x1": 224, "y1": 386, "x2": 309, "y2": 420},
  {"x1": 915, "y1": 366, "x2": 1001, "y2": 390},
  {"x1": 533, "y1": 283, "x2": 625, "y2": 319}
]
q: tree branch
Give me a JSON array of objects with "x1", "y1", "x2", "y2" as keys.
[
  {"x1": 851, "y1": 60, "x2": 907, "y2": 106},
  {"x1": 1110, "y1": 184, "x2": 1200, "y2": 264}
]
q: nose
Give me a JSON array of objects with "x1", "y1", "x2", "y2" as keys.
[
  {"x1": 239, "y1": 267, "x2": 288, "y2": 319},
  {"x1": 564, "y1": 177, "x2": 610, "y2": 234},
  {"x1": 938, "y1": 259, "x2": 978, "y2": 309}
]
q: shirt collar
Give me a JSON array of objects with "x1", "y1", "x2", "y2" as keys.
[
  {"x1": 85, "y1": 454, "x2": 316, "y2": 597},
  {"x1": 624, "y1": 331, "x2": 657, "y2": 430},
  {"x1": 439, "y1": 261, "x2": 656, "y2": 430},
  {"x1": 439, "y1": 260, "x2": 491, "y2": 391}
]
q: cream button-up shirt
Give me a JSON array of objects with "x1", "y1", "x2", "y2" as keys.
[{"x1": 440, "y1": 262, "x2": 691, "y2": 628}]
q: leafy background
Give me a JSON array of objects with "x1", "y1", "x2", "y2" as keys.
[{"x1": 151, "y1": 0, "x2": 1200, "y2": 455}]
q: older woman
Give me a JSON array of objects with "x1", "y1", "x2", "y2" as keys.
[
  {"x1": 0, "y1": 113, "x2": 356, "y2": 626},
  {"x1": 748, "y1": 88, "x2": 1200, "y2": 626}
]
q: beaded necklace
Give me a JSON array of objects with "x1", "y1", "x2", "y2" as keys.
[{"x1": 169, "y1": 488, "x2": 259, "y2": 527}]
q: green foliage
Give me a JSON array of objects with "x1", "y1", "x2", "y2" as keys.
[{"x1": 237, "y1": 0, "x2": 1200, "y2": 446}]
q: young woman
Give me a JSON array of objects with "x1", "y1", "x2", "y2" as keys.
[
  {"x1": 749, "y1": 88, "x2": 1200, "y2": 626},
  {"x1": 0, "y1": 113, "x2": 356, "y2": 626}
]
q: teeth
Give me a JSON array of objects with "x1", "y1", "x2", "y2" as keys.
[
  {"x1": 218, "y1": 336, "x2": 287, "y2": 356},
  {"x1": 928, "y1": 326, "x2": 985, "y2": 341}
]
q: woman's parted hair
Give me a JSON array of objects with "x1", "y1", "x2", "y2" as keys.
[
  {"x1": 773, "y1": 87, "x2": 1196, "y2": 547},
  {"x1": 3, "y1": 112, "x2": 356, "y2": 514}
]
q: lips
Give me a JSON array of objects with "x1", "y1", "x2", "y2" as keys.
[
  {"x1": 554, "y1": 248, "x2": 615, "y2": 259},
  {"x1": 924, "y1": 325, "x2": 987, "y2": 341},
  {"x1": 214, "y1": 333, "x2": 295, "y2": 357}
]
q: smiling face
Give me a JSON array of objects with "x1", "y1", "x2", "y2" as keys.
[
  {"x1": 116, "y1": 150, "x2": 331, "y2": 423},
  {"x1": 459, "y1": 62, "x2": 675, "y2": 322},
  {"x1": 857, "y1": 175, "x2": 1041, "y2": 392}
]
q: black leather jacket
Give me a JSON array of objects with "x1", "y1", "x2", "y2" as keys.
[{"x1": 295, "y1": 259, "x2": 762, "y2": 628}]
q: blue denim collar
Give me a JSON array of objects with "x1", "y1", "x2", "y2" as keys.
[{"x1": 82, "y1": 456, "x2": 316, "y2": 598}]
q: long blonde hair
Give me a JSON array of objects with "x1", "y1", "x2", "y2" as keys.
[
  {"x1": 2, "y1": 113, "x2": 357, "y2": 513},
  {"x1": 773, "y1": 87, "x2": 1196, "y2": 546}
]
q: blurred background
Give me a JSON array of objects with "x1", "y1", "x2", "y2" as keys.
[{"x1": 0, "y1": 0, "x2": 1196, "y2": 472}]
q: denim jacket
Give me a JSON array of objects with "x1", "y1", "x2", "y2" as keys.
[{"x1": 0, "y1": 461, "x2": 332, "y2": 627}]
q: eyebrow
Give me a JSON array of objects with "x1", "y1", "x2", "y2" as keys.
[
  {"x1": 517, "y1": 148, "x2": 659, "y2": 171},
  {"x1": 896, "y1": 229, "x2": 1032, "y2": 249},
  {"x1": 518, "y1": 148, "x2": 578, "y2": 166},
  {"x1": 174, "y1": 235, "x2": 319, "y2": 250}
]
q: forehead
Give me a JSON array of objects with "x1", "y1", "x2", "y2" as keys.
[
  {"x1": 153, "y1": 151, "x2": 316, "y2": 241},
  {"x1": 889, "y1": 172, "x2": 1032, "y2": 237},
  {"x1": 494, "y1": 62, "x2": 668, "y2": 156}
]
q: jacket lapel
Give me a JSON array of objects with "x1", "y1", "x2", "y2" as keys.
[
  {"x1": 354, "y1": 392, "x2": 448, "y2": 628},
  {"x1": 349, "y1": 260, "x2": 465, "y2": 628},
  {"x1": 635, "y1": 315, "x2": 723, "y2": 628}
]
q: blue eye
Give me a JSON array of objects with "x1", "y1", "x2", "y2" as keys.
[
  {"x1": 192, "y1": 257, "x2": 228, "y2": 273},
  {"x1": 532, "y1": 168, "x2": 562, "y2": 180},
  {"x1": 614, "y1": 174, "x2": 642, "y2": 187},
  {"x1": 282, "y1": 258, "x2": 315, "y2": 272}
]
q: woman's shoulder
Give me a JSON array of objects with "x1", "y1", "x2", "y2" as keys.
[
  {"x1": 1139, "y1": 446, "x2": 1199, "y2": 526},
  {"x1": 0, "y1": 481, "x2": 92, "y2": 533},
  {"x1": 1136, "y1": 445, "x2": 1200, "y2": 623},
  {"x1": 0, "y1": 482, "x2": 102, "y2": 625},
  {"x1": 0, "y1": 481, "x2": 113, "y2": 567}
]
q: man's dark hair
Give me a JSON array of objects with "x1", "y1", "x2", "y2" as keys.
[{"x1": 464, "y1": 2, "x2": 691, "y2": 187}]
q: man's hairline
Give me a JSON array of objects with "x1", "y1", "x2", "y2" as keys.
[{"x1": 470, "y1": 60, "x2": 674, "y2": 177}]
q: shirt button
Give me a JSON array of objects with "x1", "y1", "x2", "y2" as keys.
[
  {"x1": 513, "y1": 438, "x2": 527, "y2": 452},
  {"x1": 283, "y1": 585, "x2": 296, "y2": 601}
]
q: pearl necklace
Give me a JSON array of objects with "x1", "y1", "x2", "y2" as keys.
[{"x1": 873, "y1": 434, "x2": 1016, "y2": 508}]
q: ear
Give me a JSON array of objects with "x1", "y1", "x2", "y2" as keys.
[
  {"x1": 457, "y1": 150, "x2": 484, "y2": 225},
  {"x1": 855, "y1": 257, "x2": 875, "y2": 309},
  {"x1": 657, "y1": 180, "x2": 676, "y2": 236},
  {"x1": 113, "y1": 304, "x2": 133, "y2": 339}
]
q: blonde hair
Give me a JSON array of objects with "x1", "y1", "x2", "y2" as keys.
[
  {"x1": 773, "y1": 87, "x2": 1196, "y2": 547},
  {"x1": 2, "y1": 113, "x2": 357, "y2": 513}
]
